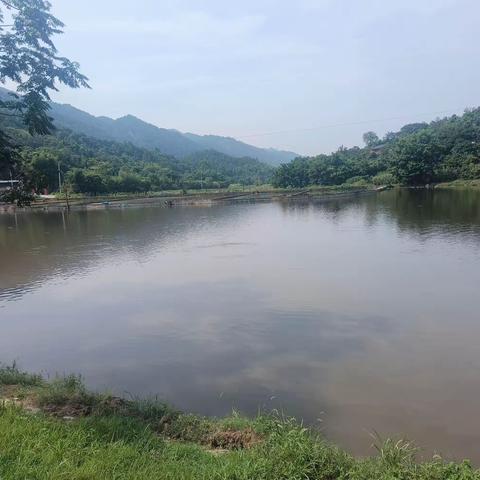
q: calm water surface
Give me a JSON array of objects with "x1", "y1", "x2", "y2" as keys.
[{"x1": 1, "y1": 189, "x2": 480, "y2": 462}]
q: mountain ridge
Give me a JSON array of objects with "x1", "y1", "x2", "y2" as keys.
[
  {"x1": 0, "y1": 87, "x2": 298, "y2": 165},
  {"x1": 49, "y1": 99, "x2": 298, "y2": 165}
]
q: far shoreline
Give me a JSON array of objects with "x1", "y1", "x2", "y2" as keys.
[
  {"x1": 2, "y1": 180, "x2": 479, "y2": 214},
  {"x1": 1, "y1": 184, "x2": 384, "y2": 213}
]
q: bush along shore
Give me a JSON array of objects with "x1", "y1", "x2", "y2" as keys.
[{"x1": 0, "y1": 363, "x2": 478, "y2": 480}]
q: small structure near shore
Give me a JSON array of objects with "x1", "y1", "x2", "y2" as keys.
[{"x1": 0, "y1": 180, "x2": 19, "y2": 192}]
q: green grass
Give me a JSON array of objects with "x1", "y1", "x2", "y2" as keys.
[
  {"x1": 0, "y1": 362, "x2": 43, "y2": 387},
  {"x1": 51, "y1": 185, "x2": 277, "y2": 201},
  {"x1": 0, "y1": 365, "x2": 479, "y2": 479},
  {"x1": 46, "y1": 183, "x2": 375, "y2": 204}
]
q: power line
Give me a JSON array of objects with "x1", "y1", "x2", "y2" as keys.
[{"x1": 236, "y1": 107, "x2": 464, "y2": 139}]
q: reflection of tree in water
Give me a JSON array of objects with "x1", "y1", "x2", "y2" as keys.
[
  {"x1": 277, "y1": 194, "x2": 369, "y2": 226},
  {"x1": 279, "y1": 189, "x2": 480, "y2": 243},
  {"x1": 366, "y1": 188, "x2": 480, "y2": 240},
  {"x1": 0, "y1": 205, "x2": 247, "y2": 299}
]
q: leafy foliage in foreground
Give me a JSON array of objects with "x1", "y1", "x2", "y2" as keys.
[
  {"x1": 273, "y1": 108, "x2": 480, "y2": 187},
  {"x1": 0, "y1": 365, "x2": 479, "y2": 479},
  {"x1": 0, "y1": 0, "x2": 88, "y2": 180}
]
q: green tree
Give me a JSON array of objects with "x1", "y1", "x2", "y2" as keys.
[
  {"x1": 0, "y1": 0, "x2": 89, "y2": 183},
  {"x1": 399, "y1": 123, "x2": 428, "y2": 136},
  {"x1": 389, "y1": 131, "x2": 442, "y2": 185},
  {"x1": 23, "y1": 150, "x2": 58, "y2": 192},
  {"x1": 68, "y1": 168, "x2": 107, "y2": 195},
  {"x1": 363, "y1": 131, "x2": 379, "y2": 147}
]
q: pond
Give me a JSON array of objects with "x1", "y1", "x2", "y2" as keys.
[{"x1": 1, "y1": 188, "x2": 480, "y2": 462}]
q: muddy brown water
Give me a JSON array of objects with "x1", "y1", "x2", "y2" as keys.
[{"x1": 1, "y1": 188, "x2": 480, "y2": 462}]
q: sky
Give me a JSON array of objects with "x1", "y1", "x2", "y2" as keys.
[{"x1": 48, "y1": 0, "x2": 480, "y2": 156}]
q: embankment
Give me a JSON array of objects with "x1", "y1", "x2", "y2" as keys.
[{"x1": 0, "y1": 364, "x2": 478, "y2": 479}]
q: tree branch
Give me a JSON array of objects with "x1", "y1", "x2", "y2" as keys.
[
  {"x1": 0, "y1": 111, "x2": 22, "y2": 117},
  {"x1": 0, "y1": 1, "x2": 20, "y2": 11}
]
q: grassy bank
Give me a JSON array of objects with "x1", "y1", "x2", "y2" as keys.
[
  {"x1": 49, "y1": 183, "x2": 373, "y2": 202},
  {"x1": 51, "y1": 184, "x2": 279, "y2": 200},
  {"x1": 0, "y1": 364, "x2": 478, "y2": 479}
]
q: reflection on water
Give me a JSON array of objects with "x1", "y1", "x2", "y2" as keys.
[{"x1": 1, "y1": 188, "x2": 480, "y2": 462}]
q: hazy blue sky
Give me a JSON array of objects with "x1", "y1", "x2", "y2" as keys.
[{"x1": 49, "y1": 0, "x2": 479, "y2": 155}]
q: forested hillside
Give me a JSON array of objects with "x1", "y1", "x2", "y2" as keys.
[
  {"x1": 273, "y1": 109, "x2": 480, "y2": 187},
  {"x1": 2, "y1": 125, "x2": 273, "y2": 194}
]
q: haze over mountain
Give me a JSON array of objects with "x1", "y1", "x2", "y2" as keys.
[{"x1": 48, "y1": 99, "x2": 298, "y2": 165}]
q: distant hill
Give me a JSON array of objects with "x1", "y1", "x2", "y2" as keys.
[
  {"x1": 0, "y1": 87, "x2": 298, "y2": 165},
  {"x1": 48, "y1": 103, "x2": 201, "y2": 158},
  {"x1": 184, "y1": 133, "x2": 296, "y2": 166},
  {"x1": 50, "y1": 105, "x2": 297, "y2": 165}
]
